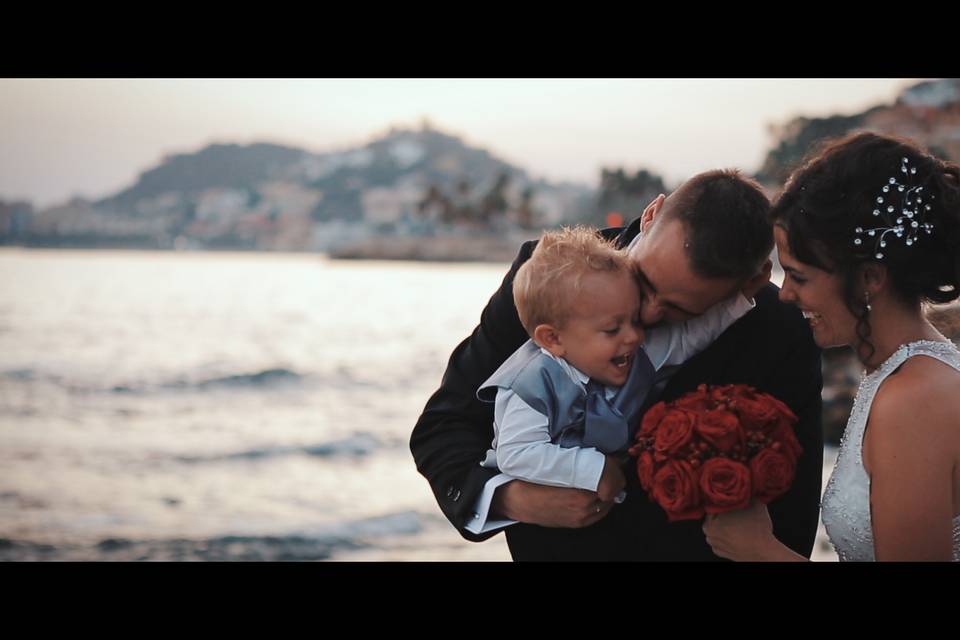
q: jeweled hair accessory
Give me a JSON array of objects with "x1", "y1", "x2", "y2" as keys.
[{"x1": 854, "y1": 156, "x2": 935, "y2": 260}]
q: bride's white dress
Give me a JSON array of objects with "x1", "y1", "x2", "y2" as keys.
[{"x1": 820, "y1": 340, "x2": 960, "y2": 561}]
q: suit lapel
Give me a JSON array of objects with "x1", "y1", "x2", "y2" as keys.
[{"x1": 612, "y1": 218, "x2": 643, "y2": 249}]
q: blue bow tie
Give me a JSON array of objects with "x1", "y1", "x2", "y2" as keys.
[{"x1": 582, "y1": 380, "x2": 633, "y2": 452}]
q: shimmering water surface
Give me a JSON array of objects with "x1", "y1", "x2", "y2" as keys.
[{"x1": 0, "y1": 248, "x2": 836, "y2": 561}]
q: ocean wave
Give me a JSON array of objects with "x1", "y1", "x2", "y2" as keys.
[
  {"x1": 174, "y1": 432, "x2": 382, "y2": 464},
  {"x1": 1, "y1": 368, "x2": 39, "y2": 382},
  {"x1": 0, "y1": 511, "x2": 425, "y2": 561},
  {"x1": 321, "y1": 510, "x2": 423, "y2": 539},
  {"x1": 0, "y1": 534, "x2": 361, "y2": 562},
  {"x1": 1, "y1": 367, "x2": 305, "y2": 394},
  {"x1": 2, "y1": 367, "x2": 410, "y2": 398},
  {"x1": 182, "y1": 368, "x2": 304, "y2": 390},
  {"x1": 120, "y1": 368, "x2": 305, "y2": 393}
]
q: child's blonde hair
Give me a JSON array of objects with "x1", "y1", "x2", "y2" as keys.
[{"x1": 513, "y1": 226, "x2": 631, "y2": 335}]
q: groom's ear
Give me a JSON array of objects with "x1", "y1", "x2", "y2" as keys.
[
  {"x1": 741, "y1": 258, "x2": 773, "y2": 301},
  {"x1": 639, "y1": 194, "x2": 666, "y2": 233}
]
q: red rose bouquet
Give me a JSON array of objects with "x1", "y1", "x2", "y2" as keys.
[{"x1": 628, "y1": 384, "x2": 802, "y2": 522}]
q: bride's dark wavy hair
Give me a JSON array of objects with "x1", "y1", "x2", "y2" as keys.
[{"x1": 771, "y1": 132, "x2": 960, "y2": 363}]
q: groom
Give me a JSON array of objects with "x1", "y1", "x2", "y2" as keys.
[{"x1": 410, "y1": 169, "x2": 824, "y2": 561}]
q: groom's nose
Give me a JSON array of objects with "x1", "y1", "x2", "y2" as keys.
[{"x1": 640, "y1": 297, "x2": 666, "y2": 326}]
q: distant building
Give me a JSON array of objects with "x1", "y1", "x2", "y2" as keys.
[
  {"x1": 361, "y1": 183, "x2": 423, "y2": 225},
  {"x1": 135, "y1": 192, "x2": 183, "y2": 217},
  {"x1": 195, "y1": 188, "x2": 251, "y2": 225},
  {"x1": 309, "y1": 220, "x2": 371, "y2": 252},
  {"x1": 388, "y1": 139, "x2": 426, "y2": 168},
  {"x1": 344, "y1": 149, "x2": 375, "y2": 169},
  {"x1": 35, "y1": 199, "x2": 167, "y2": 237},
  {"x1": 531, "y1": 188, "x2": 577, "y2": 227},
  {"x1": 0, "y1": 200, "x2": 33, "y2": 238},
  {"x1": 253, "y1": 182, "x2": 324, "y2": 250}
]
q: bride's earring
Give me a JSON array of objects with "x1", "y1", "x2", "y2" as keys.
[{"x1": 864, "y1": 291, "x2": 872, "y2": 313}]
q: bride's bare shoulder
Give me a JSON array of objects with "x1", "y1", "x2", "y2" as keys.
[
  {"x1": 894, "y1": 352, "x2": 960, "y2": 403},
  {"x1": 864, "y1": 351, "x2": 960, "y2": 560},
  {"x1": 867, "y1": 353, "x2": 960, "y2": 457}
]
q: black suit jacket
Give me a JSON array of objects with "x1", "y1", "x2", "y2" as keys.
[{"x1": 410, "y1": 220, "x2": 824, "y2": 560}]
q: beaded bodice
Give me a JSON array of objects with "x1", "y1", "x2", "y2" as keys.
[{"x1": 820, "y1": 340, "x2": 960, "y2": 561}]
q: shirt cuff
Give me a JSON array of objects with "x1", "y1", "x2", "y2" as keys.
[
  {"x1": 574, "y1": 448, "x2": 607, "y2": 491},
  {"x1": 464, "y1": 473, "x2": 519, "y2": 535},
  {"x1": 733, "y1": 291, "x2": 757, "y2": 318},
  {"x1": 736, "y1": 291, "x2": 758, "y2": 312}
]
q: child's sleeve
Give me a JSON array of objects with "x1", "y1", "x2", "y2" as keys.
[
  {"x1": 643, "y1": 293, "x2": 755, "y2": 370},
  {"x1": 493, "y1": 388, "x2": 607, "y2": 491}
]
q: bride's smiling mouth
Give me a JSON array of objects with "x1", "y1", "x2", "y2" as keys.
[{"x1": 801, "y1": 310, "x2": 823, "y2": 328}]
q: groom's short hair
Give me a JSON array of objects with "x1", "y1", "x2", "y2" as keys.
[{"x1": 662, "y1": 169, "x2": 773, "y2": 281}]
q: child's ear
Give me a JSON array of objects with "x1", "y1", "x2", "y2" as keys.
[{"x1": 533, "y1": 323, "x2": 565, "y2": 357}]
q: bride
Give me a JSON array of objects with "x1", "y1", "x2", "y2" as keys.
[{"x1": 702, "y1": 132, "x2": 960, "y2": 561}]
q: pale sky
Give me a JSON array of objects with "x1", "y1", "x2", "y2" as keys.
[{"x1": 0, "y1": 78, "x2": 926, "y2": 208}]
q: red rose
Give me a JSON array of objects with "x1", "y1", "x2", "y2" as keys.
[
  {"x1": 699, "y1": 457, "x2": 752, "y2": 514},
  {"x1": 732, "y1": 392, "x2": 780, "y2": 433},
  {"x1": 695, "y1": 409, "x2": 744, "y2": 454},
  {"x1": 709, "y1": 384, "x2": 735, "y2": 404},
  {"x1": 750, "y1": 447, "x2": 796, "y2": 503},
  {"x1": 636, "y1": 450, "x2": 657, "y2": 492},
  {"x1": 651, "y1": 460, "x2": 703, "y2": 522},
  {"x1": 769, "y1": 423, "x2": 803, "y2": 465},
  {"x1": 639, "y1": 401, "x2": 668, "y2": 437},
  {"x1": 654, "y1": 409, "x2": 696, "y2": 458},
  {"x1": 673, "y1": 390, "x2": 712, "y2": 413},
  {"x1": 767, "y1": 395, "x2": 798, "y2": 423},
  {"x1": 774, "y1": 409, "x2": 800, "y2": 439}
]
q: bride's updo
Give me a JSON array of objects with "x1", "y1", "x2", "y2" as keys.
[{"x1": 770, "y1": 132, "x2": 960, "y2": 357}]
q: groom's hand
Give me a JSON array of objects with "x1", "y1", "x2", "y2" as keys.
[
  {"x1": 597, "y1": 455, "x2": 627, "y2": 502},
  {"x1": 492, "y1": 480, "x2": 612, "y2": 528}
]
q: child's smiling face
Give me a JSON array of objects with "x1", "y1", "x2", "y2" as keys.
[{"x1": 544, "y1": 269, "x2": 644, "y2": 387}]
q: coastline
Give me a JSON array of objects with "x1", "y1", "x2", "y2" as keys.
[{"x1": 2, "y1": 232, "x2": 536, "y2": 264}]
